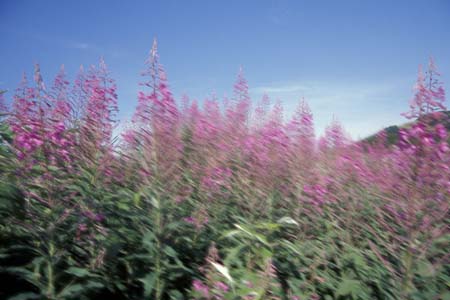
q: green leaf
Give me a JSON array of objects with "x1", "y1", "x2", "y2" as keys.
[
  {"x1": 259, "y1": 247, "x2": 273, "y2": 261},
  {"x1": 351, "y1": 252, "x2": 366, "y2": 269},
  {"x1": 133, "y1": 192, "x2": 141, "y2": 206},
  {"x1": 150, "y1": 196, "x2": 159, "y2": 209},
  {"x1": 442, "y1": 291, "x2": 450, "y2": 300},
  {"x1": 336, "y1": 279, "x2": 361, "y2": 297},
  {"x1": 254, "y1": 222, "x2": 280, "y2": 231},
  {"x1": 277, "y1": 216, "x2": 299, "y2": 226},
  {"x1": 169, "y1": 289, "x2": 184, "y2": 300},
  {"x1": 416, "y1": 260, "x2": 436, "y2": 277},
  {"x1": 88, "y1": 281, "x2": 104, "y2": 288},
  {"x1": 223, "y1": 229, "x2": 241, "y2": 238},
  {"x1": 58, "y1": 284, "x2": 84, "y2": 297},
  {"x1": 142, "y1": 231, "x2": 155, "y2": 249},
  {"x1": 139, "y1": 272, "x2": 157, "y2": 297},
  {"x1": 211, "y1": 262, "x2": 233, "y2": 283},
  {"x1": 281, "y1": 240, "x2": 301, "y2": 255},
  {"x1": 164, "y1": 246, "x2": 178, "y2": 258},
  {"x1": 65, "y1": 267, "x2": 91, "y2": 278},
  {"x1": 8, "y1": 293, "x2": 41, "y2": 300},
  {"x1": 58, "y1": 281, "x2": 104, "y2": 298},
  {"x1": 47, "y1": 165, "x2": 60, "y2": 172},
  {"x1": 117, "y1": 202, "x2": 130, "y2": 211},
  {"x1": 234, "y1": 224, "x2": 270, "y2": 246},
  {"x1": 5, "y1": 267, "x2": 36, "y2": 282},
  {"x1": 224, "y1": 244, "x2": 245, "y2": 267}
]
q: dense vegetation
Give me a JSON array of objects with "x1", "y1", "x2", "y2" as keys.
[
  {"x1": 362, "y1": 111, "x2": 450, "y2": 147},
  {"x1": 0, "y1": 41, "x2": 449, "y2": 300}
]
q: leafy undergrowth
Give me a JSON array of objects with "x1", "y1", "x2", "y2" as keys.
[{"x1": 0, "y1": 43, "x2": 449, "y2": 300}]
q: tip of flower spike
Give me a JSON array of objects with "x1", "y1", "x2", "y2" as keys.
[
  {"x1": 150, "y1": 37, "x2": 158, "y2": 59},
  {"x1": 99, "y1": 56, "x2": 107, "y2": 68},
  {"x1": 428, "y1": 56, "x2": 439, "y2": 74},
  {"x1": 33, "y1": 63, "x2": 46, "y2": 91}
]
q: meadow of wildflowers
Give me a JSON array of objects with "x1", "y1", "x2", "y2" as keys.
[{"x1": 0, "y1": 41, "x2": 449, "y2": 300}]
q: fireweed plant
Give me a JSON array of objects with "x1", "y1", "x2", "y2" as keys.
[{"x1": 0, "y1": 41, "x2": 449, "y2": 300}]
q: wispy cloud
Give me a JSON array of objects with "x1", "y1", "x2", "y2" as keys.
[
  {"x1": 251, "y1": 83, "x2": 312, "y2": 94},
  {"x1": 251, "y1": 80, "x2": 398, "y2": 99},
  {"x1": 29, "y1": 32, "x2": 99, "y2": 52},
  {"x1": 26, "y1": 31, "x2": 122, "y2": 57},
  {"x1": 67, "y1": 42, "x2": 92, "y2": 50},
  {"x1": 250, "y1": 79, "x2": 411, "y2": 138}
]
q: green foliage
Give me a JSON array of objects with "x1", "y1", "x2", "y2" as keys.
[{"x1": 1, "y1": 110, "x2": 449, "y2": 300}]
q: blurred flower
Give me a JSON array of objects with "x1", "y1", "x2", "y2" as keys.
[{"x1": 192, "y1": 279, "x2": 209, "y2": 298}]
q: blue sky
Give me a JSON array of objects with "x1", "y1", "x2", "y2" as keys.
[{"x1": 1, "y1": 0, "x2": 450, "y2": 138}]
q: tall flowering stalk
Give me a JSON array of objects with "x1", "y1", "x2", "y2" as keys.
[
  {"x1": 69, "y1": 65, "x2": 88, "y2": 129},
  {"x1": 319, "y1": 116, "x2": 350, "y2": 152},
  {"x1": 77, "y1": 58, "x2": 118, "y2": 181},
  {"x1": 287, "y1": 99, "x2": 316, "y2": 186},
  {"x1": 82, "y1": 59, "x2": 118, "y2": 150},
  {"x1": 402, "y1": 57, "x2": 446, "y2": 120},
  {"x1": 367, "y1": 58, "x2": 449, "y2": 298},
  {"x1": 5, "y1": 66, "x2": 79, "y2": 300},
  {"x1": 129, "y1": 39, "x2": 182, "y2": 185},
  {"x1": 253, "y1": 93, "x2": 271, "y2": 129},
  {"x1": 245, "y1": 101, "x2": 290, "y2": 194},
  {"x1": 9, "y1": 69, "x2": 47, "y2": 165},
  {"x1": 224, "y1": 67, "x2": 251, "y2": 159},
  {"x1": 133, "y1": 39, "x2": 160, "y2": 128},
  {"x1": 287, "y1": 98, "x2": 315, "y2": 155},
  {"x1": 46, "y1": 65, "x2": 73, "y2": 166}
]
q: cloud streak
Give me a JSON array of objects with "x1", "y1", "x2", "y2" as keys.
[
  {"x1": 249, "y1": 79, "x2": 411, "y2": 138},
  {"x1": 27, "y1": 31, "x2": 110, "y2": 55},
  {"x1": 251, "y1": 83, "x2": 312, "y2": 94},
  {"x1": 67, "y1": 42, "x2": 92, "y2": 50}
]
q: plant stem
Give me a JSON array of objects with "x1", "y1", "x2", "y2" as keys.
[{"x1": 47, "y1": 241, "x2": 55, "y2": 299}]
